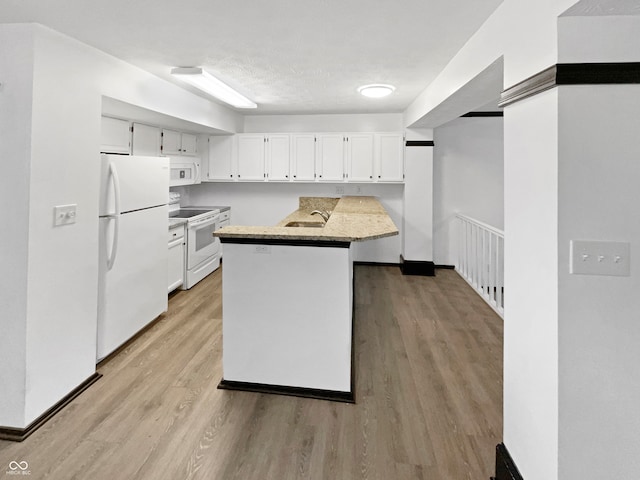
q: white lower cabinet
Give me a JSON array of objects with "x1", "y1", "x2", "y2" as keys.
[{"x1": 168, "y1": 225, "x2": 185, "y2": 293}]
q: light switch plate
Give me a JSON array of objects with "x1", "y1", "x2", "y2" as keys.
[
  {"x1": 570, "y1": 240, "x2": 630, "y2": 276},
  {"x1": 54, "y1": 204, "x2": 77, "y2": 226}
]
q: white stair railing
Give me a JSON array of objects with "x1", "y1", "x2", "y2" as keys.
[{"x1": 455, "y1": 214, "x2": 504, "y2": 318}]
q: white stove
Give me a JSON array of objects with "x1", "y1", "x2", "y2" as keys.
[{"x1": 169, "y1": 193, "x2": 221, "y2": 289}]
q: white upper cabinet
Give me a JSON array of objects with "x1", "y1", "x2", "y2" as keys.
[
  {"x1": 201, "y1": 131, "x2": 405, "y2": 184},
  {"x1": 316, "y1": 134, "x2": 345, "y2": 182},
  {"x1": 265, "y1": 134, "x2": 290, "y2": 181},
  {"x1": 207, "y1": 135, "x2": 235, "y2": 181},
  {"x1": 237, "y1": 134, "x2": 266, "y2": 181},
  {"x1": 161, "y1": 129, "x2": 182, "y2": 155},
  {"x1": 291, "y1": 134, "x2": 316, "y2": 181},
  {"x1": 100, "y1": 116, "x2": 130, "y2": 154},
  {"x1": 181, "y1": 133, "x2": 198, "y2": 156},
  {"x1": 131, "y1": 123, "x2": 161, "y2": 156},
  {"x1": 345, "y1": 133, "x2": 374, "y2": 182},
  {"x1": 375, "y1": 133, "x2": 405, "y2": 182},
  {"x1": 162, "y1": 129, "x2": 198, "y2": 156}
]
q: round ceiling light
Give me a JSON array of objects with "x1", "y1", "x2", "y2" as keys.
[{"x1": 357, "y1": 84, "x2": 396, "y2": 98}]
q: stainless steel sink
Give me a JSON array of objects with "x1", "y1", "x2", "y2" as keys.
[{"x1": 284, "y1": 221, "x2": 325, "y2": 228}]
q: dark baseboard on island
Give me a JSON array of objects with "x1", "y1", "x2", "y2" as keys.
[
  {"x1": 220, "y1": 237, "x2": 351, "y2": 248},
  {"x1": 217, "y1": 380, "x2": 355, "y2": 404},
  {"x1": 492, "y1": 443, "x2": 524, "y2": 480},
  {"x1": 399, "y1": 255, "x2": 435, "y2": 276},
  {"x1": 0, "y1": 372, "x2": 102, "y2": 442}
]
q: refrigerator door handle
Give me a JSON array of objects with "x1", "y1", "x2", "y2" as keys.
[
  {"x1": 110, "y1": 161, "x2": 122, "y2": 217},
  {"x1": 105, "y1": 215, "x2": 120, "y2": 271},
  {"x1": 106, "y1": 162, "x2": 122, "y2": 270}
]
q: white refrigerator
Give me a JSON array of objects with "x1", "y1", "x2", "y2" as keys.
[{"x1": 97, "y1": 154, "x2": 169, "y2": 361}]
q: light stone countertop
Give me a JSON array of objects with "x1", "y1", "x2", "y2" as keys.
[{"x1": 214, "y1": 196, "x2": 398, "y2": 242}]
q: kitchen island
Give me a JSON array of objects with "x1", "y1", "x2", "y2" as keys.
[{"x1": 214, "y1": 196, "x2": 398, "y2": 402}]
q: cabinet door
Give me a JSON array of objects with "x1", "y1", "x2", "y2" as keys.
[
  {"x1": 237, "y1": 134, "x2": 265, "y2": 181},
  {"x1": 316, "y1": 134, "x2": 344, "y2": 181},
  {"x1": 132, "y1": 123, "x2": 161, "y2": 156},
  {"x1": 291, "y1": 134, "x2": 316, "y2": 181},
  {"x1": 266, "y1": 134, "x2": 290, "y2": 181},
  {"x1": 345, "y1": 133, "x2": 374, "y2": 182},
  {"x1": 207, "y1": 136, "x2": 235, "y2": 181},
  {"x1": 100, "y1": 117, "x2": 130, "y2": 154},
  {"x1": 375, "y1": 133, "x2": 404, "y2": 182},
  {"x1": 168, "y1": 227, "x2": 185, "y2": 293},
  {"x1": 181, "y1": 133, "x2": 198, "y2": 156},
  {"x1": 162, "y1": 129, "x2": 182, "y2": 156}
]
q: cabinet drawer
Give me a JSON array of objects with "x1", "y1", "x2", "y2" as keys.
[{"x1": 168, "y1": 226, "x2": 185, "y2": 242}]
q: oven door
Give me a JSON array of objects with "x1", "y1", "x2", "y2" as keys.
[{"x1": 187, "y1": 215, "x2": 220, "y2": 269}]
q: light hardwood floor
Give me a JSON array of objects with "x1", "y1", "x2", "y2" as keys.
[{"x1": 0, "y1": 265, "x2": 502, "y2": 479}]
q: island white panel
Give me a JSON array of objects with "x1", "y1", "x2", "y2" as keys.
[{"x1": 222, "y1": 243, "x2": 353, "y2": 392}]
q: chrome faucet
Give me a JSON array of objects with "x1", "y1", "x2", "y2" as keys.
[{"x1": 310, "y1": 210, "x2": 330, "y2": 222}]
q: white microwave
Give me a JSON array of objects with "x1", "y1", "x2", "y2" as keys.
[{"x1": 169, "y1": 158, "x2": 201, "y2": 186}]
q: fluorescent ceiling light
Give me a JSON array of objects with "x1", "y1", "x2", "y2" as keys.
[
  {"x1": 357, "y1": 84, "x2": 396, "y2": 98},
  {"x1": 171, "y1": 67, "x2": 257, "y2": 109}
]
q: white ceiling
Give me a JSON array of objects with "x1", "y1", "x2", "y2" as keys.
[{"x1": 0, "y1": 0, "x2": 504, "y2": 115}]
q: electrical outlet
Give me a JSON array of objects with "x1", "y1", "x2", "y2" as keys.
[
  {"x1": 356, "y1": 186, "x2": 363, "y2": 194},
  {"x1": 254, "y1": 245, "x2": 271, "y2": 254},
  {"x1": 570, "y1": 240, "x2": 630, "y2": 276},
  {"x1": 54, "y1": 204, "x2": 77, "y2": 226},
  {"x1": 335, "y1": 186, "x2": 344, "y2": 195}
]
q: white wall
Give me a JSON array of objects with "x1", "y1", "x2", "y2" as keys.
[
  {"x1": 558, "y1": 14, "x2": 640, "y2": 63},
  {"x1": 503, "y1": 90, "x2": 559, "y2": 480},
  {"x1": 0, "y1": 23, "x2": 240, "y2": 429},
  {"x1": 557, "y1": 84, "x2": 640, "y2": 480},
  {"x1": 0, "y1": 24, "x2": 34, "y2": 428},
  {"x1": 433, "y1": 116, "x2": 504, "y2": 266},
  {"x1": 181, "y1": 182, "x2": 403, "y2": 264},
  {"x1": 403, "y1": 146, "x2": 433, "y2": 262},
  {"x1": 404, "y1": 0, "x2": 580, "y2": 128},
  {"x1": 244, "y1": 113, "x2": 403, "y2": 133}
]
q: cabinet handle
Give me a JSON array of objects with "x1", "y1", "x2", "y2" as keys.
[
  {"x1": 286, "y1": 175, "x2": 289, "y2": 178},
  {"x1": 378, "y1": 175, "x2": 381, "y2": 178},
  {"x1": 369, "y1": 175, "x2": 372, "y2": 179},
  {"x1": 230, "y1": 174, "x2": 233, "y2": 178}
]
